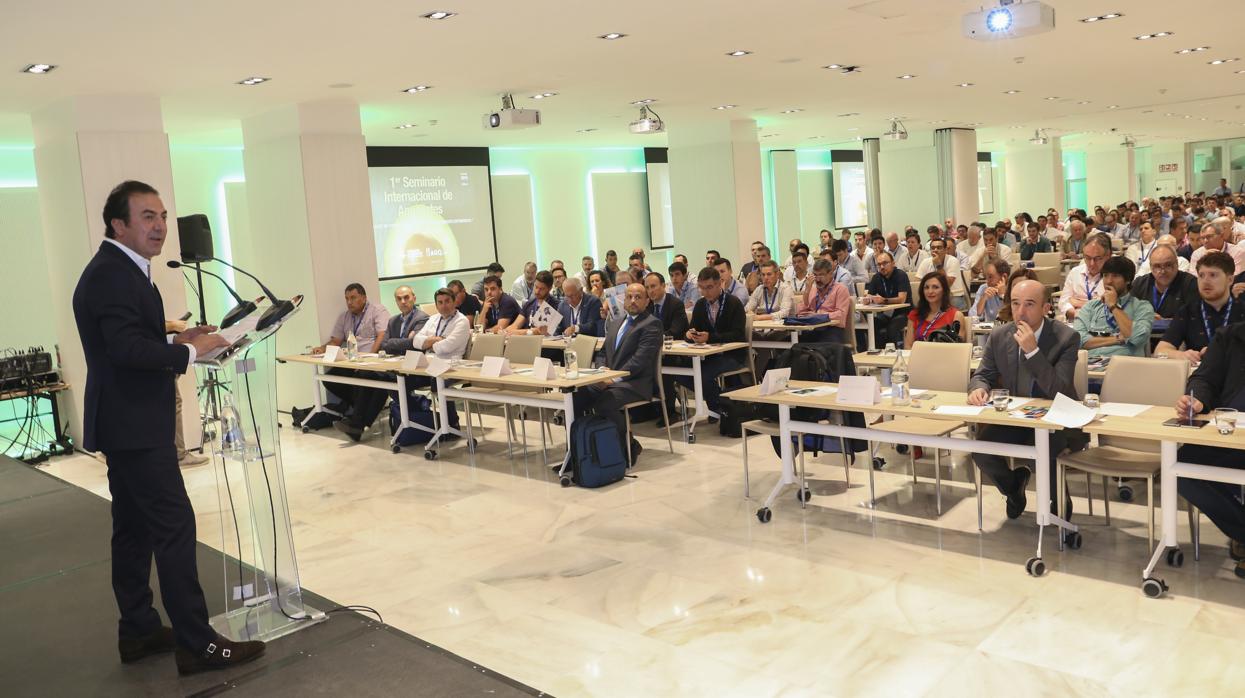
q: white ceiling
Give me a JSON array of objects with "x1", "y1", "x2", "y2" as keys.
[{"x1": 3, "y1": 0, "x2": 1245, "y2": 151}]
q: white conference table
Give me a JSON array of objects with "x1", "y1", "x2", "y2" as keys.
[
  {"x1": 854, "y1": 303, "x2": 909, "y2": 351},
  {"x1": 751, "y1": 319, "x2": 839, "y2": 351},
  {"x1": 660, "y1": 341, "x2": 749, "y2": 441},
  {"x1": 725, "y1": 381, "x2": 1075, "y2": 577}
]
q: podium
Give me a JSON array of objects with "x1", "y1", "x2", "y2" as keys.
[{"x1": 196, "y1": 309, "x2": 325, "y2": 642}]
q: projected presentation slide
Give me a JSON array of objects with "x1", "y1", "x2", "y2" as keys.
[{"x1": 367, "y1": 158, "x2": 497, "y2": 278}]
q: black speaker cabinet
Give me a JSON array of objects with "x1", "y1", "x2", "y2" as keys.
[{"x1": 177, "y1": 214, "x2": 214, "y2": 263}]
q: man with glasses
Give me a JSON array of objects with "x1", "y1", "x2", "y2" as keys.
[
  {"x1": 1154, "y1": 252, "x2": 1245, "y2": 362},
  {"x1": 1059, "y1": 233, "x2": 1111, "y2": 321},
  {"x1": 863, "y1": 251, "x2": 911, "y2": 347},
  {"x1": 1131, "y1": 244, "x2": 1196, "y2": 327},
  {"x1": 1191, "y1": 217, "x2": 1245, "y2": 276}
]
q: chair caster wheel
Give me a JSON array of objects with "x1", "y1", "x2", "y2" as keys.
[
  {"x1": 896, "y1": 444, "x2": 908, "y2": 455},
  {"x1": 1141, "y1": 577, "x2": 1168, "y2": 598},
  {"x1": 756, "y1": 507, "x2": 772, "y2": 523},
  {"x1": 391, "y1": 445, "x2": 401, "y2": 454},
  {"x1": 553, "y1": 414, "x2": 564, "y2": 426},
  {"x1": 686, "y1": 433, "x2": 697, "y2": 444},
  {"x1": 796, "y1": 488, "x2": 812, "y2": 503},
  {"x1": 424, "y1": 450, "x2": 437, "y2": 461},
  {"x1": 1025, "y1": 557, "x2": 1046, "y2": 577},
  {"x1": 872, "y1": 457, "x2": 886, "y2": 471},
  {"x1": 467, "y1": 438, "x2": 478, "y2": 454},
  {"x1": 560, "y1": 476, "x2": 572, "y2": 488},
  {"x1": 1166, "y1": 548, "x2": 1184, "y2": 567},
  {"x1": 1118, "y1": 484, "x2": 1134, "y2": 502},
  {"x1": 1064, "y1": 531, "x2": 1082, "y2": 550},
  {"x1": 301, "y1": 426, "x2": 310, "y2": 434}
]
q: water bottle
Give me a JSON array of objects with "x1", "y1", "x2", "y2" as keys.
[
  {"x1": 345, "y1": 331, "x2": 359, "y2": 360},
  {"x1": 219, "y1": 394, "x2": 248, "y2": 455},
  {"x1": 564, "y1": 349, "x2": 579, "y2": 379},
  {"x1": 891, "y1": 351, "x2": 911, "y2": 406}
]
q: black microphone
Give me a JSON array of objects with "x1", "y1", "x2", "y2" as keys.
[
  {"x1": 167, "y1": 260, "x2": 257, "y2": 329},
  {"x1": 208, "y1": 257, "x2": 297, "y2": 331}
]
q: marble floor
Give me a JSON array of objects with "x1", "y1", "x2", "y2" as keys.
[{"x1": 41, "y1": 412, "x2": 1245, "y2": 697}]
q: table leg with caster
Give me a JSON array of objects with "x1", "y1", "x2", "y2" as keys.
[{"x1": 757, "y1": 404, "x2": 797, "y2": 523}]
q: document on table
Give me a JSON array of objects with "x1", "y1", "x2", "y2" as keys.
[
  {"x1": 932, "y1": 405, "x2": 985, "y2": 416},
  {"x1": 786, "y1": 386, "x2": 836, "y2": 397},
  {"x1": 1041, "y1": 393, "x2": 1097, "y2": 429},
  {"x1": 1097, "y1": 402, "x2": 1151, "y2": 418}
]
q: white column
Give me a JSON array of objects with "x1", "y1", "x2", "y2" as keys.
[
  {"x1": 31, "y1": 96, "x2": 201, "y2": 449},
  {"x1": 770, "y1": 149, "x2": 801, "y2": 246},
  {"x1": 668, "y1": 119, "x2": 765, "y2": 266},
  {"x1": 241, "y1": 101, "x2": 378, "y2": 408},
  {"x1": 935, "y1": 128, "x2": 980, "y2": 228},
  {"x1": 862, "y1": 138, "x2": 882, "y2": 228}
]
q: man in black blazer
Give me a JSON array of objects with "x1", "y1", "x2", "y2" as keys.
[
  {"x1": 72, "y1": 180, "x2": 265, "y2": 674},
  {"x1": 663, "y1": 266, "x2": 748, "y2": 421},
  {"x1": 573, "y1": 283, "x2": 662, "y2": 464},
  {"x1": 968, "y1": 279, "x2": 1083, "y2": 520},
  {"x1": 643, "y1": 271, "x2": 689, "y2": 340}
]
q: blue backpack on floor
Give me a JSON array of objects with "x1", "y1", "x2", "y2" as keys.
[
  {"x1": 388, "y1": 396, "x2": 438, "y2": 446},
  {"x1": 568, "y1": 417, "x2": 628, "y2": 488}
]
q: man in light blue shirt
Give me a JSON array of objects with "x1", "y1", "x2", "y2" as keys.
[
  {"x1": 666, "y1": 261, "x2": 700, "y2": 308},
  {"x1": 1212, "y1": 178, "x2": 1232, "y2": 198},
  {"x1": 1074, "y1": 256, "x2": 1154, "y2": 358}
]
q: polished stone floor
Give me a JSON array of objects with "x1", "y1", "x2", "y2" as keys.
[{"x1": 42, "y1": 412, "x2": 1245, "y2": 697}]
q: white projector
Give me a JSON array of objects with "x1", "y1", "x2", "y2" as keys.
[
  {"x1": 482, "y1": 108, "x2": 541, "y2": 130},
  {"x1": 963, "y1": 1, "x2": 1055, "y2": 41},
  {"x1": 629, "y1": 107, "x2": 664, "y2": 134}
]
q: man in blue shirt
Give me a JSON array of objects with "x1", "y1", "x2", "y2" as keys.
[{"x1": 1073, "y1": 256, "x2": 1154, "y2": 358}]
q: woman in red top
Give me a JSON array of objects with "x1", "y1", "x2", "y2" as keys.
[{"x1": 904, "y1": 271, "x2": 969, "y2": 348}]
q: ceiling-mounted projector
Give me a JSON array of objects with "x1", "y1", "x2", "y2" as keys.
[
  {"x1": 482, "y1": 93, "x2": 541, "y2": 130},
  {"x1": 882, "y1": 119, "x2": 907, "y2": 141},
  {"x1": 629, "y1": 105, "x2": 665, "y2": 134},
  {"x1": 1029, "y1": 129, "x2": 1049, "y2": 145},
  {"x1": 963, "y1": 1, "x2": 1055, "y2": 41},
  {"x1": 1121, "y1": 135, "x2": 1137, "y2": 149}
]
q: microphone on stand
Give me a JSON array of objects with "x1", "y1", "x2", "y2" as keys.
[
  {"x1": 210, "y1": 257, "x2": 298, "y2": 331},
  {"x1": 167, "y1": 260, "x2": 257, "y2": 329}
]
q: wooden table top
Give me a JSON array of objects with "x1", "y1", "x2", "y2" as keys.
[{"x1": 280, "y1": 353, "x2": 627, "y2": 388}]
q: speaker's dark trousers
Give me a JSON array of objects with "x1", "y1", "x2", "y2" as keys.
[
  {"x1": 972, "y1": 425, "x2": 1080, "y2": 516},
  {"x1": 105, "y1": 444, "x2": 216, "y2": 650}
]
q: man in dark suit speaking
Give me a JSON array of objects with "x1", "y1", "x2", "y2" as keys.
[
  {"x1": 72, "y1": 180, "x2": 265, "y2": 674},
  {"x1": 572, "y1": 282, "x2": 662, "y2": 465},
  {"x1": 968, "y1": 279, "x2": 1083, "y2": 521}
]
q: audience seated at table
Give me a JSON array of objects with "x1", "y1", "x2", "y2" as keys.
[
  {"x1": 1190, "y1": 217, "x2": 1245, "y2": 276},
  {"x1": 666, "y1": 261, "x2": 700, "y2": 309},
  {"x1": 644, "y1": 272, "x2": 689, "y2": 340},
  {"x1": 862, "y1": 251, "x2": 911, "y2": 348},
  {"x1": 745, "y1": 260, "x2": 793, "y2": 321},
  {"x1": 378, "y1": 285, "x2": 430, "y2": 356},
  {"x1": 1017, "y1": 222, "x2": 1053, "y2": 261},
  {"x1": 480, "y1": 275, "x2": 522, "y2": 333},
  {"x1": 1130, "y1": 244, "x2": 1196, "y2": 323},
  {"x1": 448, "y1": 279, "x2": 481, "y2": 327},
  {"x1": 1153, "y1": 251, "x2": 1245, "y2": 363},
  {"x1": 783, "y1": 245, "x2": 813, "y2": 295},
  {"x1": 969, "y1": 227, "x2": 1013, "y2": 276},
  {"x1": 970, "y1": 259, "x2": 1011, "y2": 323},
  {"x1": 904, "y1": 271, "x2": 968, "y2": 348},
  {"x1": 1136, "y1": 235, "x2": 1191, "y2": 276},
  {"x1": 831, "y1": 239, "x2": 867, "y2": 285},
  {"x1": 508, "y1": 270, "x2": 559, "y2": 336},
  {"x1": 895, "y1": 232, "x2": 929, "y2": 274},
  {"x1": 555, "y1": 277, "x2": 604, "y2": 337},
  {"x1": 916, "y1": 238, "x2": 967, "y2": 311},
  {"x1": 1059, "y1": 233, "x2": 1112, "y2": 320},
  {"x1": 1073, "y1": 255, "x2": 1153, "y2": 359},
  {"x1": 714, "y1": 257, "x2": 750, "y2": 305},
  {"x1": 795, "y1": 258, "x2": 850, "y2": 344},
  {"x1": 511, "y1": 261, "x2": 538, "y2": 303},
  {"x1": 662, "y1": 266, "x2": 747, "y2": 424},
  {"x1": 470, "y1": 262, "x2": 505, "y2": 299},
  {"x1": 1060, "y1": 220, "x2": 1087, "y2": 260},
  {"x1": 1124, "y1": 221, "x2": 1160, "y2": 268},
  {"x1": 968, "y1": 280, "x2": 1083, "y2": 519}
]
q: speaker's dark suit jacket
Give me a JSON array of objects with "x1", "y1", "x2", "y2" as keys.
[
  {"x1": 73, "y1": 241, "x2": 190, "y2": 453},
  {"x1": 602, "y1": 312, "x2": 663, "y2": 401}
]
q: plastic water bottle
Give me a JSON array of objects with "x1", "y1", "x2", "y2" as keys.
[
  {"x1": 891, "y1": 351, "x2": 911, "y2": 406},
  {"x1": 219, "y1": 394, "x2": 247, "y2": 455},
  {"x1": 564, "y1": 349, "x2": 579, "y2": 379},
  {"x1": 345, "y1": 331, "x2": 359, "y2": 360}
]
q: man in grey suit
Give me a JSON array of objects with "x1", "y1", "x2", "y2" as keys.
[
  {"x1": 573, "y1": 282, "x2": 662, "y2": 465},
  {"x1": 968, "y1": 279, "x2": 1082, "y2": 520}
]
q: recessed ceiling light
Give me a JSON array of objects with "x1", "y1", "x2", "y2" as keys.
[
  {"x1": 1044, "y1": 96, "x2": 1059, "y2": 100},
  {"x1": 421, "y1": 11, "x2": 456, "y2": 20},
  {"x1": 1236, "y1": 70, "x2": 1245, "y2": 74},
  {"x1": 713, "y1": 105, "x2": 737, "y2": 110},
  {"x1": 1176, "y1": 46, "x2": 1210, "y2": 54},
  {"x1": 837, "y1": 112, "x2": 859, "y2": 117},
  {"x1": 1077, "y1": 100, "x2": 1091, "y2": 105},
  {"x1": 1108, "y1": 104, "x2": 1120, "y2": 109},
  {"x1": 897, "y1": 74, "x2": 916, "y2": 79},
  {"x1": 1164, "y1": 112, "x2": 1176, "y2": 117},
  {"x1": 1135, "y1": 31, "x2": 1173, "y2": 40},
  {"x1": 395, "y1": 124, "x2": 416, "y2": 129},
  {"x1": 577, "y1": 128, "x2": 598, "y2": 133},
  {"x1": 402, "y1": 85, "x2": 433, "y2": 93},
  {"x1": 780, "y1": 109, "x2": 804, "y2": 114},
  {"x1": 956, "y1": 82, "x2": 974, "y2": 88},
  {"x1": 530, "y1": 92, "x2": 558, "y2": 99},
  {"x1": 598, "y1": 32, "x2": 626, "y2": 40},
  {"x1": 1004, "y1": 89, "x2": 1021, "y2": 94},
  {"x1": 727, "y1": 50, "x2": 752, "y2": 57},
  {"x1": 630, "y1": 98, "x2": 656, "y2": 105},
  {"x1": 1080, "y1": 12, "x2": 1123, "y2": 22},
  {"x1": 237, "y1": 76, "x2": 269, "y2": 85},
  {"x1": 1209, "y1": 58, "x2": 1240, "y2": 65},
  {"x1": 21, "y1": 64, "x2": 55, "y2": 74},
  {"x1": 822, "y1": 64, "x2": 843, "y2": 70}
]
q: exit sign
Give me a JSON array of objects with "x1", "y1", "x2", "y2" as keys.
[{"x1": 1158, "y1": 163, "x2": 1179, "y2": 173}]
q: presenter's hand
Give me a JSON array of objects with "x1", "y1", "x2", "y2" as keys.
[
  {"x1": 189, "y1": 333, "x2": 230, "y2": 354},
  {"x1": 173, "y1": 324, "x2": 218, "y2": 344},
  {"x1": 968, "y1": 388, "x2": 990, "y2": 406}
]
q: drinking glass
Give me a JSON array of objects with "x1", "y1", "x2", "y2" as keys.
[
  {"x1": 1084, "y1": 393, "x2": 1100, "y2": 409},
  {"x1": 991, "y1": 388, "x2": 1010, "y2": 412},
  {"x1": 1213, "y1": 408, "x2": 1238, "y2": 435}
]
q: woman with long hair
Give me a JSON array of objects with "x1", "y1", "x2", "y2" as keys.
[{"x1": 904, "y1": 271, "x2": 969, "y2": 348}]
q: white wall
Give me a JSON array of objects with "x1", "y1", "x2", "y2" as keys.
[
  {"x1": 878, "y1": 132, "x2": 939, "y2": 231},
  {"x1": 1137, "y1": 143, "x2": 1186, "y2": 198},
  {"x1": 1002, "y1": 140, "x2": 1064, "y2": 219},
  {"x1": 0, "y1": 187, "x2": 57, "y2": 351}
]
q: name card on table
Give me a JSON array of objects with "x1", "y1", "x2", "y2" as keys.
[
  {"x1": 480, "y1": 356, "x2": 513, "y2": 378},
  {"x1": 321, "y1": 345, "x2": 340, "y2": 362},
  {"x1": 425, "y1": 356, "x2": 451, "y2": 377},
  {"x1": 529, "y1": 357, "x2": 558, "y2": 380},
  {"x1": 759, "y1": 368, "x2": 791, "y2": 396},
  {"x1": 402, "y1": 350, "x2": 429, "y2": 371},
  {"x1": 835, "y1": 375, "x2": 881, "y2": 406}
]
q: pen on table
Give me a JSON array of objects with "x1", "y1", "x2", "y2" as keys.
[{"x1": 1186, "y1": 393, "x2": 1194, "y2": 424}]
